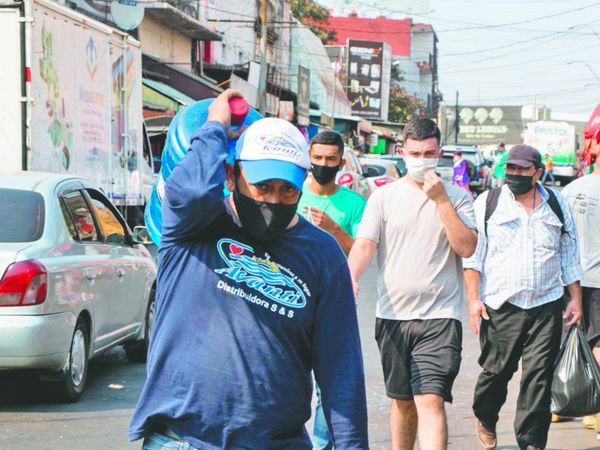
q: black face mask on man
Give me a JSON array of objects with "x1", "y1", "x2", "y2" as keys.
[
  {"x1": 232, "y1": 170, "x2": 300, "y2": 242},
  {"x1": 311, "y1": 163, "x2": 340, "y2": 185},
  {"x1": 506, "y1": 173, "x2": 536, "y2": 195}
]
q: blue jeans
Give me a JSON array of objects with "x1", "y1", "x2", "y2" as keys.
[
  {"x1": 541, "y1": 170, "x2": 555, "y2": 184},
  {"x1": 142, "y1": 431, "x2": 198, "y2": 450},
  {"x1": 312, "y1": 384, "x2": 333, "y2": 450}
]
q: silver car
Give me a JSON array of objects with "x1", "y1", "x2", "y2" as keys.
[
  {"x1": 0, "y1": 173, "x2": 157, "y2": 402},
  {"x1": 359, "y1": 156, "x2": 406, "y2": 191},
  {"x1": 337, "y1": 147, "x2": 371, "y2": 199}
]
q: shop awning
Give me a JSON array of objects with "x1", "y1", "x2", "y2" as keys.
[
  {"x1": 308, "y1": 110, "x2": 362, "y2": 122},
  {"x1": 143, "y1": 78, "x2": 195, "y2": 107},
  {"x1": 143, "y1": 53, "x2": 222, "y2": 101},
  {"x1": 371, "y1": 125, "x2": 398, "y2": 139},
  {"x1": 145, "y1": 115, "x2": 174, "y2": 137}
]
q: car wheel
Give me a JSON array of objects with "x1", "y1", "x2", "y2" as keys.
[
  {"x1": 57, "y1": 318, "x2": 89, "y2": 402},
  {"x1": 125, "y1": 288, "x2": 156, "y2": 363}
]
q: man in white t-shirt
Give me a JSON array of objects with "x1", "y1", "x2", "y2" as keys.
[
  {"x1": 348, "y1": 118, "x2": 477, "y2": 450},
  {"x1": 562, "y1": 161, "x2": 600, "y2": 430}
]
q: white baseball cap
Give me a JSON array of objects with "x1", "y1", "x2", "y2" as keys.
[{"x1": 235, "y1": 118, "x2": 309, "y2": 190}]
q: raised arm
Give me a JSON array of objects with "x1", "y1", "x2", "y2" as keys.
[
  {"x1": 423, "y1": 171, "x2": 477, "y2": 258},
  {"x1": 161, "y1": 90, "x2": 242, "y2": 245}
]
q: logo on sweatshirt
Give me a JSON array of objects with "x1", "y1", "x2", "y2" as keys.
[{"x1": 215, "y1": 239, "x2": 307, "y2": 309}]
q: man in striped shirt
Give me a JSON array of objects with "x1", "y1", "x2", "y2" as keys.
[{"x1": 463, "y1": 144, "x2": 583, "y2": 450}]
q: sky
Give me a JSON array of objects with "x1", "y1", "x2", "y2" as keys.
[{"x1": 320, "y1": 0, "x2": 600, "y2": 122}]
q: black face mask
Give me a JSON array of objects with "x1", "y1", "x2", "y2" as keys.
[
  {"x1": 232, "y1": 187, "x2": 300, "y2": 242},
  {"x1": 506, "y1": 173, "x2": 536, "y2": 195},
  {"x1": 311, "y1": 163, "x2": 339, "y2": 185}
]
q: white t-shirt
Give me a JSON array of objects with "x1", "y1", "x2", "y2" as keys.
[
  {"x1": 356, "y1": 178, "x2": 476, "y2": 321},
  {"x1": 562, "y1": 174, "x2": 600, "y2": 288}
]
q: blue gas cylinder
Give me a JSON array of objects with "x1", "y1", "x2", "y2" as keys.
[{"x1": 145, "y1": 98, "x2": 262, "y2": 245}]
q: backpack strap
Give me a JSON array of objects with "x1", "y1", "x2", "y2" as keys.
[
  {"x1": 484, "y1": 187, "x2": 502, "y2": 237},
  {"x1": 545, "y1": 188, "x2": 566, "y2": 234},
  {"x1": 484, "y1": 186, "x2": 565, "y2": 236}
]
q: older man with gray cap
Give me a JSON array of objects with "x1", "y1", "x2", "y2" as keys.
[
  {"x1": 130, "y1": 90, "x2": 368, "y2": 450},
  {"x1": 463, "y1": 144, "x2": 583, "y2": 450}
]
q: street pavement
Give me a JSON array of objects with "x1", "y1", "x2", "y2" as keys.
[{"x1": 1, "y1": 263, "x2": 599, "y2": 449}]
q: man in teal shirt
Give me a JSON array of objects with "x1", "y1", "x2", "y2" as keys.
[
  {"x1": 492, "y1": 142, "x2": 508, "y2": 187},
  {"x1": 298, "y1": 131, "x2": 366, "y2": 256},
  {"x1": 298, "y1": 130, "x2": 366, "y2": 450}
]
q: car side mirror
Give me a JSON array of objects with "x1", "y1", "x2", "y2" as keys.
[{"x1": 132, "y1": 226, "x2": 152, "y2": 245}]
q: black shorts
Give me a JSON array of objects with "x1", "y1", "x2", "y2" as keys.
[
  {"x1": 563, "y1": 287, "x2": 600, "y2": 347},
  {"x1": 375, "y1": 318, "x2": 462, "y2": 403},
  {"x1": 583, "y1": 287, "x2": 600, "y2": 347}
]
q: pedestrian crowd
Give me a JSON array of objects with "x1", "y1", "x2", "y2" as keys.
[{"x1": 128, "y1": 90, "x2": 600, "y2": 450}]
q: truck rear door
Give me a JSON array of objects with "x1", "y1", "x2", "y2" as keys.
[{"x1": 0, "y1": 4, "x2": 24, "y2": 174}]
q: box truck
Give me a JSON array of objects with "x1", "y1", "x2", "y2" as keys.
[
  {"x1": 0, "y1": 0, "x2": 153, "y2": 223},
  {"x1": 523, "y1": 121, "x2": 577, "y2": 184}
]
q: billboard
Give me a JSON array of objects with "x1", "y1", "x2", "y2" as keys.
[
  {"x1": 440, "y1": 105, "x2": 524, "y2": 145},
  {"x1": 297, "y1": 65, "x2": 310, "y2": 126},
  {"x1": 347, "y1": 40, "x2": 389, "y2": 120}
]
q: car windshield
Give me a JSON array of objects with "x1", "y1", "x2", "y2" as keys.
[
  {"x1": 439, "y1": 156, "x2": 455, "y2": 167},
  {"x1": 0, "y1": 188, "x2": 45, "y2": 242},
  {"x1": 382, "y1": 163, "x2": 400, "y2": 178}
]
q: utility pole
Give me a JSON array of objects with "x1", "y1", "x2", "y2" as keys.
[
  {"x1": 258, "y1": 0, "x2": 268, "y2": 115},
  {"x1": 454, "y1": 90, "x2": 459, "y2": 144},
  {"x1": 331, "y1": 52, "x2": 342, "y2": 121}
]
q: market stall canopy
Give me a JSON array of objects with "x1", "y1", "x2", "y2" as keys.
[{"x1": 142, "y1": 53, "x2": 221, "y2": 101}]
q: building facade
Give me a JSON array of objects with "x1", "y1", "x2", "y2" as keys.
[
  {"x1": 206, "y1": 0, "x2": 291, "y2": 81},
  {"x1": 324, "y1": 14, "x2": 439, "y2": 117}
]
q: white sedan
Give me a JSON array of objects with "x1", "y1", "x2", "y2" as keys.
[{"x1": 0, "y1": 173, "x2": 157, "y2": 402}]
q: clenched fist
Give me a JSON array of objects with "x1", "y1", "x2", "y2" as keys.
[
  {"x1": 207, "y1": 89, "x2": 242, "y2": 130},
  {"x1": 304, "y1": 206, "x2": 338, "y2": 233},
  {"x1": 423, "y1": 170, "x2": 449, "y2": 204}
]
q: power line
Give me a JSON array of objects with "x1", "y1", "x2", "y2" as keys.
[
  {"x1": 322, "y1": 0, "x2": 600, "y2": 34},
  {"x1": 440, "y1": 45, "x2": 591, "y2": 74},
  {"x1": 439, "y1": 1, "x2": 600, "y2": 32},
  {"x1": 441, "y1": 34, "x2": 580, "y2": 70},
  {"x1": 457, "y1": 85, "x2": 595, "y2": 102},
  {"x1": 441, "y1": 31, "x2": 573, "y2": 58}
]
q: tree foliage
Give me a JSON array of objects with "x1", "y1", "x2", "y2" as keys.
[
  {"x1": 289, "y1": 0, "x2": 336, "y2": 44},
  {"x1": 388, "y1": 87, "x2": 427, "y2": 124}
]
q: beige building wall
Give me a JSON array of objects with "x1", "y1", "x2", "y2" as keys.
[{"x1": 138, "y1": 16, "x2": 192, "y2": 72}]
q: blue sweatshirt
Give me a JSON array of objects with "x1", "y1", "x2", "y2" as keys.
[{"x1": 129, "y1": 121, "x2": 369, "y2": 449}]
